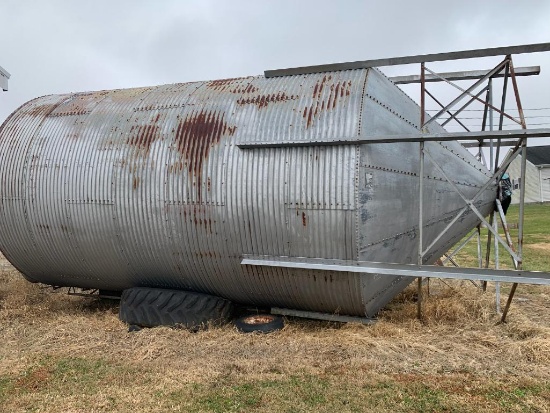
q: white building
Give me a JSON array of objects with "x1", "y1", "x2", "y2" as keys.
[{"x1": 507, "y1": 145, "x2": 550, "y2": 203}]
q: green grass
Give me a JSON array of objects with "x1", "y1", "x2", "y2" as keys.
[
  {"x1": 142, "y1": 374, "x2": 550, "y2": 412},
  {"x1": 0, "y1": 356, "x2": 138, "y2": 412},
  {"x1": 5, "y1": 361, "x2": 547, "y2": 413},
  {"x1": 454, "y1": 203, "x2": 550, "y2": 271}
]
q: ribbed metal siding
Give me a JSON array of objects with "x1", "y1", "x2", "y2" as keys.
[
  {"x1": 0, "y1": 68, "x2": 496, "y2": 316},
  {"x1": 225, "y1": 71, "x2": 366, "y2": 311},
  {"x1": 0, "y1": 95, "x2": 71, "y2": 279}
]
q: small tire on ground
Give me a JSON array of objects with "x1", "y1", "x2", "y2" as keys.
[
  {"x1": 119, "y1": 287, "x2": 234, "y2": 331},
  {"x1": 234, "y1": 314, "x2": 284, "y2": 333}
]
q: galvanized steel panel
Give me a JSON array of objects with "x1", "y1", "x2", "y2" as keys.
[{"x1": 0, "y1": 68, "x2": 497, "y2": 317}]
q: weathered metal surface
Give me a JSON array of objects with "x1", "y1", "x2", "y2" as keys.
[
  {"x1": 0, "y1": 67, "x2": 496, "y2": 317},
  {"x1": 237, "y1": 129, "x2": 550, "y2": 147},
  {"x1": 389, "y1": 66, "x2": 540, "y2": 84},
  {"x1": 242, "y1": 256, "x2": 550, "y2": 285},
  {"x1": 265, "y1": 42, "x2": 550, "y2": 77}
]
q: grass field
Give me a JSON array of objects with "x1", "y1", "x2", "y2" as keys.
[{"x1": 0, "y1": 204, "x2": 549, "y2": 412}]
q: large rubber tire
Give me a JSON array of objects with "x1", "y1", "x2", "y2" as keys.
[
  {"x1": 234, "y1": 314, "x2": 284, "y2": 333},
  {"x1": 119, "y1": 287, "x2": 234, "y2": 331}
]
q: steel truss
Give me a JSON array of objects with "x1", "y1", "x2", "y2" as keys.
[
  {"x1": 242, "y1": 43, "x2": 550, "y2": 323},
  {"x1": 417, "y1": 50, "x2": 535, "y2": 322}
]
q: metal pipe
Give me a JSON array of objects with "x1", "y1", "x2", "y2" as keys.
[
  {"x1": 494, "y1": 212, "x2": 501, "y2": 313},
  {"x1": 501, "y1": 283, "x2": 518, "y2": 323},
  {"x1": 420, "y1": 63, "x2": 426, "y2": 128},
  {"x1": 498, "y1": 60, "x2": 510, "y2": 131},
  {"x1": 489, "y1": 79, "x2": 494, "y2": 171},
  {"x1": 477, "y1": 225, "x2": 483, "y2": 269},
  {"x1": 494, "y1": 60, "x2": 510, "y2": 173},
  {"x1": 509, "y1": 59, "x2": 528, "y2": 129},
  {"x1": 501, "y1": 56, "x2": 529, "y2": 322},
  {"x1": 483, "y1": 211, "x2": 494, "y2": 291},
  {"x1": 540, "y1": 169, "x2": 544, "y2": 202},
  {"x1": 495, "y1": 199, "x2": 518, "y2": 269},
  {"x1": 418, "y1": 141, "x2": 425, "y2": 319}
]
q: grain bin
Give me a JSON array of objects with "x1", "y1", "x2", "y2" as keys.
[{"x1": 0, "y1": 68, "x2": 496, "y2": 317}]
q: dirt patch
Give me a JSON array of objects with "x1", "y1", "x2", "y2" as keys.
[{"x1": 527, "y1": 243, "x2": 550, "y2": 253}]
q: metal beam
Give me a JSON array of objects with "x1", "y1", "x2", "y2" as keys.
[
  {"x1": 0, "y1": 64, "x2": 10, "y2": 91},
  {"x1": 241, "y1": 256, "x2": 550, "y2": 286},
  {"x1": 265, "y1": 42, "x2": 550, "y2": 78},
  {"x1": 460, "y1": 140, "x2": 519, "y2": 148},
  {"x1": 271, "y1": 308, "x2": 376, "y2": 325},
  {"x1": 237, "y1": 128, "x2": 550, "y2": 148},
  {"x1": 389, "y1": 66, "x2": 540, "y2": 84}
]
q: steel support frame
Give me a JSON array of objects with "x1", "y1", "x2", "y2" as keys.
[
  {"x1": 418, "y1": 54, "x2": 529, "y2": 322},
  {"x1": 248, "y1": 44, "x2": 547, "y2": 323}
]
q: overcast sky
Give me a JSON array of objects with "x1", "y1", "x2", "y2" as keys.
[{"x1": 1, "y1": 0, "x2": 550, "y2": 147}]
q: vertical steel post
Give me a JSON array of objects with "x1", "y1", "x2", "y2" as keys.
[
  {"x1": 417, "y1": 63, "x2": 426, "y2": 320},
  {"x1": 494, "y1": 216, "x2": 501, "y2": 313},
  {"x1": 482, "y1": 80, "x2": 494, "y2": 292},
  {"x1": 476, "y1": 225, "x2": 483, "y2": 269},
  {"x1": 494, "y1": 59, "x2": 510, "y2": 173},
  {"x1": 509, "y1": 58, "x2": 527, "y2": 130},
  {"x1": 540, "y1": 169, "x2": 544, "y2": 203},
  {"x1": 418, "y1": 143, "x2": 425, "y2": 319},
  {"x1": 501, "y1": 58, "x2": 527, "y2": 322},
  {"x1": 489, "y1": 79, "x2": 494, "y2": 171},
  {"x1": 420, "y1": 63, "x2": 426, "y2": 128},
  {"x1": 494, "y1": 72, "x2": 502, "y2": 308}
]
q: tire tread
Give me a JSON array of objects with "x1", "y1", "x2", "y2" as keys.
[{"x1": 119, "y1": 287, "x2": 234, "y2": 330}]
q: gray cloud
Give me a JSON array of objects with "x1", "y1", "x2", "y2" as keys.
[{"x1": 1, "y1": 0, "x2": 550, "y2": 147}]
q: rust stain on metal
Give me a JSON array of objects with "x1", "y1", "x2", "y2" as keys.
[
  {"x1": 25, "y1": 104, "x2": 58, "y2": 117},
  {"x1": 184, "y1": 205, "x2": 215, "y2": 233},
  {"x1": 206, "y1": 77, "x2": 247, "y2": 92},
  {"x1": 233, "y1": 83, "x2": 258, "y2": 94},
  {"x1": 132, "y1": 176, "x2": 140, "y2": 190},
  {"x1": 303, "y1": 76, "x2": 353, "y2": 128},
  {"x1": 126, "y1": 112, "x2": 164, "y2": 154},
  {"x1": 127, "y1": 124, "x2": 161, "y2": 153},
  {"x1": 237, "y1": 92, "x2": 298, "y2": 109},
  {"x1": 173, "y1": 110, "x2": 236, "y2": 200},
  {"x1": 302, "y1": 212, "x2": 307, "y2": 227}
]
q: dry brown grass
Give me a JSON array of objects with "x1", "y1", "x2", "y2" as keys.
[
  {"x1": 1, "y1": 258, "x2": 549, "y2": 412},
  {"x1": 529, "y1": 243, "x2": 550, "y2": 253}
]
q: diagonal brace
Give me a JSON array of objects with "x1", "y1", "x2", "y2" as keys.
[
  {"x1": 422, "y1": 148, "x2": 521, "y2": 262},
  {"x1": 420, "y1": 143, "x2": 522, "y2": 257},
  {"x1": 423, "y1": 59, "x2": 509, "y2": 127}
]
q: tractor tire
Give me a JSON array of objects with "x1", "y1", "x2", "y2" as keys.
[
  {"x1": 234, "y1": 314, "x2": 284, "y2": 333},
  {"x1": 119, "y1": 287, "x2": 234, "y2": 331}
]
